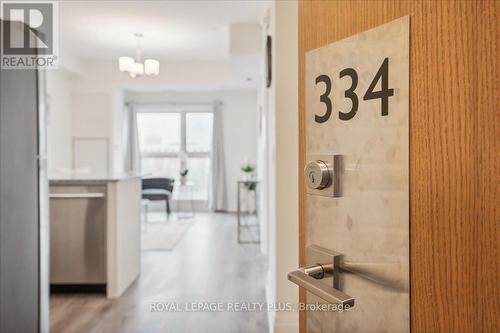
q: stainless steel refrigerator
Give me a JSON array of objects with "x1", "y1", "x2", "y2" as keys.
[{"x1": 0, "y1": 20, "x2": 49, "y2": 333}]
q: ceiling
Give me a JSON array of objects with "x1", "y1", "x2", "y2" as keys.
[{"x1": 59, "y1": 1, "x2": 268, "y2": 62}]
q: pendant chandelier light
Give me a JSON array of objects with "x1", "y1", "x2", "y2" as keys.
[{"x1": 118, "y1": 33, "x2": 160, "y2": 78}]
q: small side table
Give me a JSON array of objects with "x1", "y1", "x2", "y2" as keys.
[
  {"x1": 237, "y1": 180, "x2": 260, "y2": 243},
  {"x1": 175, "y1": 181, "x2": 195, "y2": 219}
]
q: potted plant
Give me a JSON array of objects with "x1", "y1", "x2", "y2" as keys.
[
  {"x1": 241, "y1": 162, "x2": 255, "y2": 182},
  {"x1": 179, "y1": 168, "x2": 189, "y2": 185},
  {"x1": 240, "y1": 162, "x2": 256, "y2": 213}
]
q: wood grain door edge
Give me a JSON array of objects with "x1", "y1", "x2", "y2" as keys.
[{"x1": 298, "y1": 3, "x2": 307, "y2": 332}]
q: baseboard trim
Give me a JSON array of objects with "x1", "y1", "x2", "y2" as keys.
[
  {"x1": 265, "y1": 279, "x2": 276, "y2": 333},
  {"x1": 50, "y1": 284, "x2": 106, "y2": 294}
]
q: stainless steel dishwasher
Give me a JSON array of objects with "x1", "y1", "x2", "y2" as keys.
[{"x1": 49, "y1": 185, "x2": 106, "y2": 287}]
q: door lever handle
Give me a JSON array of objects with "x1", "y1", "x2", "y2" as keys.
[
  {"x1": 288, "y1": 245, "x2": 355, "y2": 307},
  {"x1": 288, "y1": 269, "x2": 354, "y2": 307}
]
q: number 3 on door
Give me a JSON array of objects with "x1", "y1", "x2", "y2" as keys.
[{"x1": 314, "y1": 74, "x2": 332, "y2": 123}]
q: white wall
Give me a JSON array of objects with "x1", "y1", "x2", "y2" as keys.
[
  {"x1": 71, "y1": 93, "x2": 111, "y2": 176},
  {"x1": 46, "y1": 70, "x2": 72, "y2": 177},
  {"x1": 265, "y1": 1, "x2": 299, "y2": 333},
  {"x1": 70, "y1": 60, "x2": 259, "y2": 93},
  {"x1": 275, "y1": 1, "x2": 299, "y2": 331},
  {"x1": 125, "y1": 90, "x2": 258, "y2": 212},
  {"x1": 46, "y1": 55, "x2": 262, "y2": 177},
  {"x1": 230, "y1": 22, "x2": 262, "y2": 54}
]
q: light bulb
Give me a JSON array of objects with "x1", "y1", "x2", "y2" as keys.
[
  {"x1": 145, "y1": 59, "x2": 160, "y2": 75},
  {"x1": 118, "y1": 56, "x2": 134, "y2": 72},
  {"x1": 133, "y1": 62, "x2": 144, "y2": 76}
]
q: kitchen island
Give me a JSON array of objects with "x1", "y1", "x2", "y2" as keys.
[{"x1": 49, "y1": 174, "x2": 142, "y2": 298}]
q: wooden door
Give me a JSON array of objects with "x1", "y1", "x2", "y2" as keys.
[{"x1": 298, "y1": 1, "x2": 499, "y2": 332}]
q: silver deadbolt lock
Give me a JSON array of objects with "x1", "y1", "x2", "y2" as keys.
[
  {"x1": 305, "y1": 154, "x2": 342, "y2": 197},
  {"x1": 305, "y1": 160, "x2": 330, "y2": 189}
]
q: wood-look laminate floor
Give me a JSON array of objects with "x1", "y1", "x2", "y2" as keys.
[{"x1": 50, "y1": 213, "x2": 268, "y2": 333}]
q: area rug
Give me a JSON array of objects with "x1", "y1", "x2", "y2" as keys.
[{"x1": 141, "y1": 218, "x2": 194, "y2": 251}]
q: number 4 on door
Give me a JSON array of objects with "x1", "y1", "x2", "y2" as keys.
[{"x1": 363, "y1": 57, "x2": 394, "y2": 116}]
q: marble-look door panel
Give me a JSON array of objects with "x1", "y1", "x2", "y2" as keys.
[{"x1": 305, "y1": 17, "x2": 409, "y2": 333}]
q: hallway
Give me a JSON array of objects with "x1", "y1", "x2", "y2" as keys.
[{"x1": 50, "y1": 213, "x2": 268, "y2": 333}]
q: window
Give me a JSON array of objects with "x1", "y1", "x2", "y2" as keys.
[
  {"x1": 186, "y1": 113, "x2": 213, "y2": 153},
  {"x1": 137, "y1": 113, "x2": 181, "y2": 154},
  {"x1": 137, "y1": 110, "x2": 213, "y2": 202}
]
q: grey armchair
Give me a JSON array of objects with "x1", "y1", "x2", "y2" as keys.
[{"x1": 142, "y1": 177, "x2": 175, "y2": 219}]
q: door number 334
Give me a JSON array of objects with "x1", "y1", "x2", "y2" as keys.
[{"x1": 315, "y1": 57, "x2": 394, "y2": 123}]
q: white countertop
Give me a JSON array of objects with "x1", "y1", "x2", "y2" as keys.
[{"x1": 49, "y1": 173, "x2": 145, "y2": 184}]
